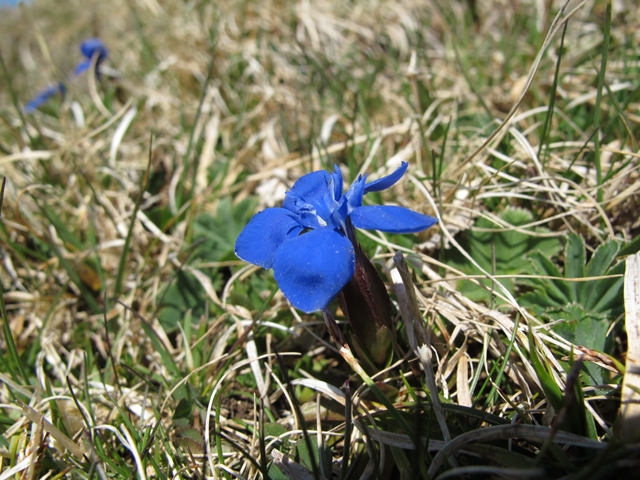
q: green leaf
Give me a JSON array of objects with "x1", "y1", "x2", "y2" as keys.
[
  {"x1": 192, "y1": 197, "x2": 258, "y2": 262},
  {"x1": 464, "y1": 443, "x2": 536, "y2": 468},
  {"x1": 564, "y1": 233, "x2": 585, "y2": 302},
  {"x1": 158, "y1": 271, "x2": 215, "y2": 331},
  {"x1": 445, "y1": 207, "x2": 561, "y2": 302},
  {"x1": 528, "y1": 329, "x2": 586, "y2": 435},
  {"x1": 139, "y1": 320, "x2": 189, "y2": 401},
  {"x1": 267, "y1": 463, "x2": 289, "y2": 480},
  {"x1": 295, "y1": 436, "x2": 331, "y2": 479},
  {"x1": 39, "y1": 203, "x2": 84, "y2": 251},
  {"x1": 618, "y1": 233, "x2": 640, "y2": 256},
  {"x1": 172, "y1": 398, "x2": 194, "y2": 430},
  {"x1": 389, "y1": 447, "x2": 414, "y2": 479},
  {"x1": 525, "y1": 252, "x2": 570, "y2": 305},
  {"x1": 173, "y1": 399, "x2": 194, "y2": 423},
  {"x1": 264, "y1": 423, "x2": 287, "y2": 438},
  {"x1": 549, "y1": 305, "x2": 610, "y2": 386},
  {"x1": 573, "y1": 374, "x2": 598, "y2": 440},
  {"x1": 528, "y1": 329, "x2": 563, "y2": 413},
  {"x1": 550, "y1": 305, "x2": 608, "y2": 351},
  {"x1": 579, "y1": 239, "x2": 620, "y2": 310},
  {"x1": 522, "y1": 233, "x2": 623, "y2": 362},
  {"x1": 591, "y1": 269, "x2": 624, "y2": 315}
]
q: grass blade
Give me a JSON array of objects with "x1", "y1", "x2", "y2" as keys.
[
  {"x1": 592, "y1": 2, "x2": 612, "y2": 204},
  {"x1": 114, "y1": 136, "x2": 152, "y2": 297}
]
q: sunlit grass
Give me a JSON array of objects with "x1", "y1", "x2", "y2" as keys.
[{"x1": 1, "y1": 0, "x2": 639, "y2": 478}]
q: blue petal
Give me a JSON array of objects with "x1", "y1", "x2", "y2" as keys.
[
  {"x1": 80, "y1": 38, "x2": 108, "y2": 61},
  {"x1": 74, "y1": 39, "x2": 108, "y2": 76},
  {"x1": 283, "y1": 170, "x2": 330, "y2": 212},
  {"x1": 273, "y1": 228, "x2": 355, "y2": 313},
  {"x1": 331, "y1": 174, "x2": 366, "y2": 229},
  {"x1": 350, "y1": 205, "x2": 437, "y2": 233},
  {"x1": 296, "y1": 210, "x2": 325, "y2": 229},
  {"x1": 25, "y1": 83, "x2": 65, "y2": 113},
  {"x1": 235, "y1": 208, "x2": 303, "y2": 269},
  {"x1": 283, "y1": 169, "x2": 341, "y2": 228},
  {"x1": 73, "y1": 61, "x2": 91, "y2": 76},
  {"x1": 344, "y1": 175, "x2": 366, "y2": 210},
  {"x1": 330, "y1": 165, "x2": 343, "y2": 200},
  {"x1": 364, "y1": 161, "x2": 409, "y2": 194}
]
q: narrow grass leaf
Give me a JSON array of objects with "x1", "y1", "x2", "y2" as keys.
[
  {"x1": 537, "y1": 21, "x2": 569, "y2": 162},
  {"x1": 564, "y1": 233, "x2": 585, "y2": 302},
  {"x1": 592, "y1": 2, "x2": 612, "y2": 204},
  {"x1": 528, "y1": 328, "x2": 563, "y2": 413},
  {"x1": 115, "y1": 137, "x2": 152, "y2": 297},
  {"x1": 139, "y1": 318, "x2": 183, "y2": 381},
  {"x1": 0, "y1": 264, "x2": 28, "y2": 384}
]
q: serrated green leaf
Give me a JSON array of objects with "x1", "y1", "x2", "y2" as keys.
[
  {"x1": 591, "y1": 275, "x2": 624, "y2": 315},
  {"x1": 586, "y1": 240, "x2": 620, "y2": 277},
  {"x1": 549, "y1": 305, "x2": 608, "y2": 351},
  {"x1": 579, "y1": 240, "x2": 620, "y2": 309},
  {"x1": 175, "y1": 436, "x2": 204, "y2": 453},
  {"x1": 526, "y1": 252, "x2": 570, "y2": 305},
  {"x1": 519, "y1": 291, "x2": 558, "y2": 313},
  {"x1": 548, "y1": 304, "x2": 610, "y2": 386},
  {"x1": 445, "y1": 207, "x2": 561, "y2": 302},
  {"x1": 523, "y1": 233, "x2": 623, "y2": 359},
  {"x1": 192, "y1": 197, "x2": 258, "y2": 262},
  {"x1": 617, "y1": 233, "x2": 640, "y2": 257}
]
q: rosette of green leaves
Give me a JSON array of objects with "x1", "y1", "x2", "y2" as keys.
[
  {"x1": 445, "y1": 207, "x2": 561, "y2": 302},
  {"x1": 520, "y1": 233, "x2": 624, "y2": 385}
]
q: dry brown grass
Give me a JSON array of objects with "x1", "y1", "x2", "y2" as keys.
[{"x1": 1, "y1": 0, "x2": 639, "y2": 478}]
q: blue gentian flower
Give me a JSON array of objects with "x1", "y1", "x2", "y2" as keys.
[
  {"x1": 24, "y1": 82, "x2": 66, "y2": 113},
  {"x1": 25, "y1": 38, "x2": 108, "y2": 113},
  {"x1": 235, "y1": 162, "x2": 437, "y2": 313},
  {"x1": 73, "y1": 38, "x2": 108, "y2": 76}
]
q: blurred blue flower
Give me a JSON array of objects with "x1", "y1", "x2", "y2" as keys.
[
  {"x1": 0, "y1": 0, "x2": 22, "y2": 7},
  {"x1": 73, "y1": 38, "x2": 108, "y2": 76},
  {"x1": 24, "y1": 82, "x2": 66, "y2": 113},
  {"x1": 235, "y1": 162, "x2": 437, "y2": 313},
  {"x1": 25, "y1": 38, "x2": 108, "y2": 113}
]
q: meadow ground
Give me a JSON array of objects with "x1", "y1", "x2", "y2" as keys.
[{"x1": 1, "y1": 0, "x2": 640, "y2": 478}]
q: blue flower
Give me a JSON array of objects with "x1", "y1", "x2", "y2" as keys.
[
  {"x1": 25, "y1": 38, "x2": 108, "y2": 113},
  {"x1": 73, "y1": 38, "x2": 108, "y2": 76},
  {"x1": 235, "y1": 162, "x2": 437, "y2": 313},
  {"x1": 24, "y1": 82, "x2": 66, "y2": 113}
]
